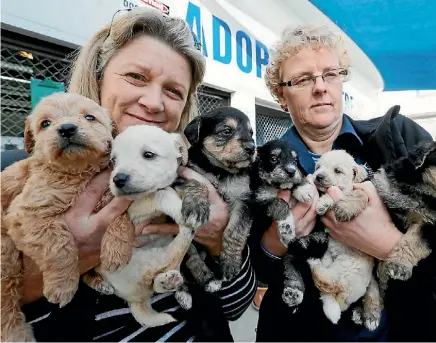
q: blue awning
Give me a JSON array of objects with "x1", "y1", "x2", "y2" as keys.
[{"x1": 309, "y1": 0, "x2": 436, "y2": 91}]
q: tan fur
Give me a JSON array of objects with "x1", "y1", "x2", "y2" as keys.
[
  {"x1": 309, "y1": 150, "x2": 382, "y2": 330},
  {"x1": 378, "y1": 221, "x2": 431, "y2": 290},
  {"x1": 1, "y1": 92, "x2": 121, "y2": 342},
  {"x1": 85, "y1": 125, "x2": 209, "y2": 328},
  {"x1": 203, "y1": 119, "x2": 252, "y2": 171}
]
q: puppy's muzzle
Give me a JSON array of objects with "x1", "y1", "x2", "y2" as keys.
[
  {"x1": 57, "y1": 123, "x2": 78, "y2": 138},
  {"x1": 284, "y1": 165, "x2": 297, "y2": 177},
  {"x1": 113, "y1": 173, "x2": 130, "y2": 189}
]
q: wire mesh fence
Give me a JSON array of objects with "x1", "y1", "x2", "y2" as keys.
[
  {"x1": 255, "y1": 112, "x2": 293, "y2": 146},
  {"x1": 197, "y1": 86, "x2": 230, "y2": 115},
  {"x1": 0, "y1": 41, "x2": 230, "y2": 151},
  {"x1": 1, "y1": 42, "x2": 71, "y2": 151}
]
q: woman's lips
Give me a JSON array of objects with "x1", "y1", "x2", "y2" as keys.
[
  {"x1": 311, "y1": 102, "x2": 333, "y2": 108},
  {"x1": 127, "y1": 112, "x2": 163, "y2": 124}
]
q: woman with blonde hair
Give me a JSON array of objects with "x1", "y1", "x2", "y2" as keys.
[
  {"x1": 249, "y1": 25, "x2": 435, "y2": 341},
  {"x1": 2, "y1": 7, "x2": 255, "y2": 341}
]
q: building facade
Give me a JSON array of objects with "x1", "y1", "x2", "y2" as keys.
[{"x1": 1, "y1": 0, "x2": 384, "y2": 150}]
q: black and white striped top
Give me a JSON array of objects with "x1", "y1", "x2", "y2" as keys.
[{"x1": 23, "y1": 246, "x2": 256, "y2": 342}]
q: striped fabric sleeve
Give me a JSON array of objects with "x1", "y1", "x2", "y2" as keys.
[{"x1": 214, "y1": 245, "x2": 257, "y2": 321}]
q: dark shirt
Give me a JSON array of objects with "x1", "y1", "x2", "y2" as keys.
[{"x1": 274, "y1": 115, "x2": 389, "y2": 341}]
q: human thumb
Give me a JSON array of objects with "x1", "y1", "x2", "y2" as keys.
[{"x1": 326, "y1": 186, "x2": 344, "y2": 202}]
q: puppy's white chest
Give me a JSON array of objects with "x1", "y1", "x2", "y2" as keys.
[{"x1": 219, "y1": 175, "x2": 251, "y2": 203}]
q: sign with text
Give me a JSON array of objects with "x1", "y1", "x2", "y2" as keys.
[{"x1": 121, "y1": 0, "x2": 170, "y2": 15}]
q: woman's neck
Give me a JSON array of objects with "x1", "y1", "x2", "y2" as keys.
[{"x1": 297, "y1": 120, "x2": 342, "y2": 155}]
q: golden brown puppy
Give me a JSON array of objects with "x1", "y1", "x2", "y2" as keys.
[{"x1": 1, "y1": 92, "x2": 134, "y2": 342}]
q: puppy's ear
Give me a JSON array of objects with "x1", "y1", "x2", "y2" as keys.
[
  {"x1": 172, "y1": 133, "x2": 188, "y2": 166},
  {"x1": 184, "y1": 115, "x2": 202, "y2": 145},
  {"x1": 353, "y1": 164, "x2": 368, "y2": 183},
  {"x1": 24, "y1": 117, "x2": 35, "y2": 154}
]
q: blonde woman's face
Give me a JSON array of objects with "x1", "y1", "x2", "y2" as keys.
[
  {"x1": 278, "y1": 47, "x2": 344, "y2": 131},
  {"x1": 100, "y1": 35, "x2": 192, "y2": 133}
]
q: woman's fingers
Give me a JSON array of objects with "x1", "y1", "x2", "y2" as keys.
[
  {"x1": 94, "y1": 196, "x2": 132, "y2": 230},
  {"x1": 70, "y1": 169, "x2": 111, "y2": 216}
]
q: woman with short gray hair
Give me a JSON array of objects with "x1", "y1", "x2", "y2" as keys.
[
  {"x1": 249, "y1": 24, "x2": 435, "y2": 341},
  {"x1": 5, "y1": 7, "x2": 256, "y2": 342}
]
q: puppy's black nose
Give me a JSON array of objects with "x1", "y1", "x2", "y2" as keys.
[
  {"x1": 113, "y1": 173, "x2": 130, "y2": 188},
  {"x1": 316, "y1": 174, "x2": 325, "y2": 182},
  {"x1": 243, "y1": 141, "x2": 255, "y2": 154},
  {"x1": 57, "y1": 123, "x2": 78, "y2": 138},
  {"x1": 285, "y1": 165, "x2": 296, "y2": 176}
]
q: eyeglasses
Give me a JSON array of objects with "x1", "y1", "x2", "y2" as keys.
[{"x1": 279, "y1": 68, "x2": 349, "y2": 90}]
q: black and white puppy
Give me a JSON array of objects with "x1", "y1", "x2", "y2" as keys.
[
  {"x1": 250, "y1": 139, "x2": 328, "y2": 307},
  {"x1": 250, "y1": 139, "x2": 317, "y2": 246},
  {"x1": 182, "y1": 107, "x2": 256, "y2": 290}
]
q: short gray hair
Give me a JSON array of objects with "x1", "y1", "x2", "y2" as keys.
[
  {"x1": 68, "y1": 7, "x2": 206, "y2": 133},
  {"x1": 265, "y1": 25, "x2": 350, "y2": 102}
]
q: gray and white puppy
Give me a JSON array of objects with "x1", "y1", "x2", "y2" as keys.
[{"x1": 371, "y1": 140, "x2": 436, "y2": 289}]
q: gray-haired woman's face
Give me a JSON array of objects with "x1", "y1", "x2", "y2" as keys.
[
  {"x1": 278, "y1": 46, "x2": 344, "y2": 132},
  {"x1": 100, "y1": 35, "x2": 192, "y2": 133}
]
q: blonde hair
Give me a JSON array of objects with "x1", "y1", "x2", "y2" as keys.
[
  {"x1": 265, "y1": 25, "x2": 350, "y2": 102},
  {"x1": 68, "y1": 7, "x2": 206, "y2": 133}
]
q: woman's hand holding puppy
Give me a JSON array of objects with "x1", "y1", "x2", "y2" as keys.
[
  {"x1": 261, "y1": 175, "x2": 319, "y2": 257},
  {"x1": 20, "y1": 170, "x2": 132, "y2": 304},
  {"x1": 320, "y1": 181, "x2": 404, "y2": 260},
  {"x1": 136, "y1": 166, "x2": 230, "y2": 257}
]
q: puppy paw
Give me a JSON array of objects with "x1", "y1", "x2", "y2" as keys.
[
  {"x1": 333, "y1": 200, "x2": 360, "y2": 222},
  {"x1": 44, "y1": 277, "x2": 79, "y2": 307},
  {"x1": 385, "y1": 261, "x2": 413, "y2": 281},
  {"x1": 205, "y1": 279, "x2": 223, "y2": 293},
  {"x1": 277, "y1": 217, "x2": 296, "y2": 247},
  {"x1": 221, "y1": 257, "x2": 241, "y2": 281},
  {"x1": 364, "y1": 313, "x2": 381, "y2": 332},
  {"x1": 282, "y1": 286, "x2": 304, "y2": 307},
  {"x1": 351, "y1": 306, "x2": 363, "y2": 326},
  {"x1": 82, "y1": 272, "x2": 115, "y2": 295},
  {"x1": 182, "y1": 197, "x2": 210, "y2": 229},
  {"x1": 175, "y1": 290, "x2": 193, "y2": 310},
  {"x1": 154, "y1": 270, "x2": 184, "y2": 293},
  {"x1": 133, "y1": 311, "x2": 176, "y2": 328},
  {"x1": 316, "y1": 196, "x2": 334, "y2": 216},
  {"x1": 293, "y1": 183, "x2": 317, "y2": 203}
]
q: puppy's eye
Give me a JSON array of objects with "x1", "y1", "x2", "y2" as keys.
[
  {"x1": 220, "y1": 127, "x2": 233, "y2": 135},
  {"x1": 270, "y1": 156, "x2": 278, "y2": 163},
  {"x1": 334, "y1": 168, "x2": 342, "y2": 174},
  {"x1": 85, "y1": 114, "x2": 95, "y2": 121},
  {"x1": 143, "y1": 151, "x2": 156, "y2": 159},
  {"x1": 41, "y1": 120, "x2": 51, "y2": 129}
]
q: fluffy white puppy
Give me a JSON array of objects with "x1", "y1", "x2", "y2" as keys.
[
  {"x1": 89, "y1": 125, "x2": 209, "y2": 328},
  {"x1": 308, "y1": 150, "x2": 382, "y2": 331}
]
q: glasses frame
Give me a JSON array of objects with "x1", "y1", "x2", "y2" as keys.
[{"x1": 279, "y1": 68, "x2": 349, "y2": 89}]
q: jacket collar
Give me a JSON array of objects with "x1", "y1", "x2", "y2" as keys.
[{"x1": 281, "y1": 115, "x2": 363, "y2": 174}]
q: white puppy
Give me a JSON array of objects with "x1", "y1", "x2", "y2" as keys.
[
  {"x1": 88, "y1": 125, "x2": 209, "y2": 328},
  {"x1": 308, "y1": 150, "x2": 382, "y2": 331}
]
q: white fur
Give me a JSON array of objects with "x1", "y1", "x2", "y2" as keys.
[
  {"x1": 310, "y1": 150, "x2": 381, "y2": 330},
  {"x1": 96, "y1": 125, "x2": 197, "y2": 328}
]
